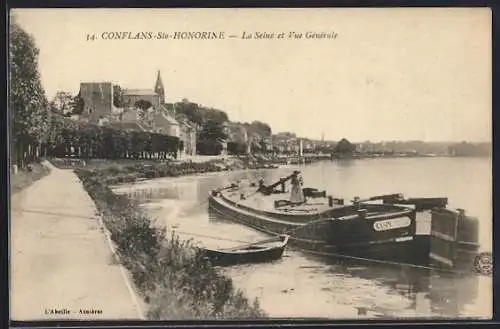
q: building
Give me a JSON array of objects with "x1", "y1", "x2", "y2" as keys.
[
  {"x1": 122, "y1": 89, "x2": 160, "y2": 109},
  {"x1": 177, "y1": 115, "x2": 197, "y2": 156},
  {"x1": 79, "y1": 82, "x2": 114, "y2": 123},
  {"x1": 154, "y1": 70, "x2": 165, "y2": 105},
  {"x1": 151, "y1": 110, "x2": 180, "y2": 137},
  {"x1": 121, "y1": 71, "x2": 165, "y2": 109}
]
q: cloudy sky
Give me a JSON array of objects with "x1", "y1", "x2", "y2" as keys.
[{"x1": 12, "y1": 8, "x2": 491, "y2": 142}]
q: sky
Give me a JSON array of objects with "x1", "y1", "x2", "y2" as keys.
[{"x1": 12, "y1": 8, "x2": 491, "y2": 142}]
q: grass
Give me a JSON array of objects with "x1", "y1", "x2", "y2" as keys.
[
  {"x1": 52, "y1": 156, "x2": 273, "y2": 186},
  {"x1": 11, "y1": 161, "x2": 51, "y2": 194},
  {"x1": 75, "y1": 168, "x2": 266, "y2": 320}
]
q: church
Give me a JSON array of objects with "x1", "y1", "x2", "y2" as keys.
[{"x1": 122, "y1": 71, "x2": 166, "y2": 109}]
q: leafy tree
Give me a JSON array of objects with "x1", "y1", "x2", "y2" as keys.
[
  {"x1": 248, "y1": 120, "x2": 272, "y2": 137},
  {"x1": 175, "y1": 100, "x2": 203, "y2": 125},
  {"x1": 334, "y1": 138, "x2": 356, "y2": 154},
  {"x1": 201, "y1": 107, "x2": 228, "y2": 124},
  {"x1": 10, "y1": 16, "x2": 50, "y2": 166},
  {"x1": 198, "y1": 119, "x2": 227, "y2": 142},
  {"x1": 50, "y1": 91, "x2": 74, "y2": 116},
  {"x1": 113, "y1": 85, "x2": 124, "y2": 108},
  {"x1": 135, "y1": 100, "x2": 152, "y2": 111},
  {"x1": 69, "y1": 92, "x2": 85, "y2": 115}
]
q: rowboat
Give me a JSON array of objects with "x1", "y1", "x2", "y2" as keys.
[
  {"x1": 201, "y1": 235, "x2": 289, "y2": 266},
  {"x1": 208, "y1": 171, "x2": 480, "y2": 270}
]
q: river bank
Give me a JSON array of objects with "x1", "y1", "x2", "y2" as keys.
[
  {"x1": 50, "y1": 156, "x2": 279, "y2": 185},
  {"x1": 74, "y1": 168, "x2": 266, "y2": 320}
]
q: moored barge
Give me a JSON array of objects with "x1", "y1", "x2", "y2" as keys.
[{"x1": 208, "y1": 171, "x2": 480, "y2": 270}]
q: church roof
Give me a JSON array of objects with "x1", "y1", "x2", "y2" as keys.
[
  {"x1": 155, "y1": 70, "x2": 164, "y2": 93},
  {"x1": 123, "y1": 89, "x2": 158, "y2": 96}
]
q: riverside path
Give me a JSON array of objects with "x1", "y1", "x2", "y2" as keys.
[{"x1": 10, "y1": 161, "x2": 145, "y2": 321}]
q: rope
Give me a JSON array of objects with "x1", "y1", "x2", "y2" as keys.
[{"x1": 172, "y1": 229, "x2": 255, "y2": 245}]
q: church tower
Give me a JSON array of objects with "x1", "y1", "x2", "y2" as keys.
[{"x1": 154, "y1": 70, "x2": 165, "y2": 105}]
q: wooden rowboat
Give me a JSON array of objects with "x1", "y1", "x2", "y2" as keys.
[{"x1": 201, "y1": 235, "x2": 289, "y2": 266}]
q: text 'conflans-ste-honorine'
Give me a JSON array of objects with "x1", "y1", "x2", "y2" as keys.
[{"x1": 87, "y1": 31, "x2": 338, "y2": 41}]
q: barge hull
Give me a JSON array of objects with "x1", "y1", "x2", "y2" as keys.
[{"x1": 209, "y1": 194, "x2": 430, "y2": 266}]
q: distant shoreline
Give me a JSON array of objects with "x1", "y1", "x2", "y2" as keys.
[{"x1": 47, "y1": 153, "x2": 490, "y2": 189}]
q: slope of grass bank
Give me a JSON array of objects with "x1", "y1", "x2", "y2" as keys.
[
  {"x1": 75, "y1": 168, "x2": 266, "y2": 320},
  {"x1": 11, "y1": 161, "x2": 51, "y2": 194},
  {"x1": 54, "y1": 157, "x2": 275, "y2": 185}
]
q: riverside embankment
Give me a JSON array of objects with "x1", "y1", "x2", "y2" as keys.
[{"x1": 50, "y1": 156, "x2": 277, "y2": 186}]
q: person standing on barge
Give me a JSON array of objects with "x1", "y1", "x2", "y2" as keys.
[{"x1": 290, "y1": 170, "x2": 305, "y2": 205}]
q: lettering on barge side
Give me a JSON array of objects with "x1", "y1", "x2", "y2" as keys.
[{"x1": 373, "y1": 217, "x2": 411, "y2": 232}]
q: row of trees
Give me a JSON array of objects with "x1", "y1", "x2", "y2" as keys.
[
  {"x1": 448, "y1": 142, "x2": 491, "y2": 157},
  {"x1": 46, "y1": 114, "x2": 181, "y2": 159}
]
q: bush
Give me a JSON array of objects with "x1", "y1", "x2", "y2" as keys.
[{"x1": 75, "y1": 169, "x2": 265, "y2": 320}]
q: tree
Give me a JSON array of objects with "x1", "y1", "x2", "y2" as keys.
[
  {"x1": 248, "y1": 121, "x2": 272, "y2": 137},
  {"x1": 175, "y1": 100, "x2": 203, "y2": 125},
  {"x1": 135, "y1": 100, "x2": 152, "y2": 111},
  {"x1": 50, "y1": 91, "x2": 74, "y2": 116},
  {"x1": 70, "y1": 92, "x2": 85, "y2": 115},
  {"x1": 113, "y1": 85, "x2": 124, "y2": 108},
  {"x1": 10, "y1": 16, "x2": 50, "y2": 167},
  {"x1": 334, "y1": 138, "x2": 356, "y2": 154},
  {"x1": 201, "y1": 107, "x2": 228, "y2": 124},
  {"x1": 198, "y1": 119, "x2": 227, "y2": 142}
]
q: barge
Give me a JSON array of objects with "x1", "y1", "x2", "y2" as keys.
[{"x1": 208, "y1": 171, "x2": 480, "y2": 270}]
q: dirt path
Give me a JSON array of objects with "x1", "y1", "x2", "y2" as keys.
[{"x1": 10, "y1": 162, "x2": 145, "y2": 321}]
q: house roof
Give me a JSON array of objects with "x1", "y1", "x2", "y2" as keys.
[
  {"x1": 123, "y1": 89, "x2": 158, "y2": 96},
  {"x1": 107, "y1": 121, "x2": 146, "y2": 132},
  {"x1": 155, "y1": 112, "x2": 179, "y2": 126}
]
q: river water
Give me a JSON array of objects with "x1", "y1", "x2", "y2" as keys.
[{"x1": 113, "y1": 157, "x2": 492, "y2": 320}]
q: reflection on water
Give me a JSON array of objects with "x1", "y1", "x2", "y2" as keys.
[{"x1": 113, "y1": 158, "x2": 492, "y2": 319}]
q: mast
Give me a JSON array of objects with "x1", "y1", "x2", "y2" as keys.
[{"x1": 299, "y1": 139, "x2": 304, "y2": 165}]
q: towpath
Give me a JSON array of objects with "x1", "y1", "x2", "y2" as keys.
[{"x1": 10, "y1": 162, "x2": 145, "y2": 321}]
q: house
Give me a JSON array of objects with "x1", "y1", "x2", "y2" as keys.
[
  {"x1": 177, "y1": 116, "x2": 197, "y2": 156},
  {"x1": 120, "y1": 108, "x2": 142, "y2": 123},
  {"x1": 151, "y1": 110, "x2": 180, "y2": 138}
]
